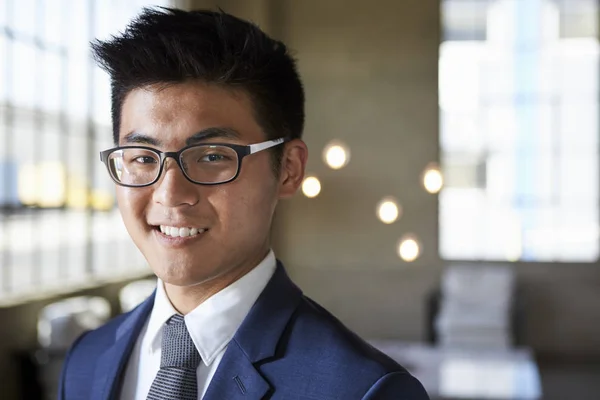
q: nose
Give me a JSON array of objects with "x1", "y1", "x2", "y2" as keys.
[{"x1": 152, "y1": 157, "x2": 200, "y2": 207}]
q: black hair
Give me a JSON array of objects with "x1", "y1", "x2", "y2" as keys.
[{"x1": 91, "y1": 7, "x2": 304, "y2": 173}]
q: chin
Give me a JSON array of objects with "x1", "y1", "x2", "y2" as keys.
[
  {"x1": 153, "y1": 261, "x2": 219, "y2": 288},
  {"x1": 152, "y1": 263, "x2": 192, "y2": 285}
]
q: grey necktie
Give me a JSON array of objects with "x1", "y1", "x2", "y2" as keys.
[{"x1": 147, "y1": 314, "x2": 201, "y2": 400}]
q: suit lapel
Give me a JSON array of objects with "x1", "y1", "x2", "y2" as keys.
[
  {"x1": 204, "y1": 262, "x2": 303, "y2": 400},
  {"x1": 91, "y1": 292, "x2": 155, "y2": 400},
  {"x1": 202, "y1": 341, "x2": 271, "y2": 399}
]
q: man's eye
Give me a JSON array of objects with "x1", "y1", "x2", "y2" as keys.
[
  {"x1": 133, "y1": 156, "x2": 157, "y2": 164},
  {"x1": 200, "y1": 153, "x2": 227, "y2": 162}
]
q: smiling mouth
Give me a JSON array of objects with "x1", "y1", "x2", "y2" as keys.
[{"x1": 156, "y1": 225, "x2": 208, "y2": 238}]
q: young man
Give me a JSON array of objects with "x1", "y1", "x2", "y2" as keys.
[{"x1": 58, "y1": 8, "x2": 429, "y2": 400}]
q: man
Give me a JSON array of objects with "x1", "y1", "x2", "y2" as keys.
[{"x1": 58, "y1": 7, "x2": 429, "y2": 400}]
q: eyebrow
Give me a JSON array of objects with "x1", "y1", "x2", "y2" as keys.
[
  {"x1": 185, "y1": 127, "x2": 241, "y2": 146},
  {"x1": 121, "y1": 127, "x2": 242, "y2": 147},
  {"x1": 121, "y1": 132, "x2": 161, "y2": 146}
]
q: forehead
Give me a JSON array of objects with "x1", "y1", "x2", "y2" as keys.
[{"x1": 118, "y1": 82, "x2": 263, "y2": 146}]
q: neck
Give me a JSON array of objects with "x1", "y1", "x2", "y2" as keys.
[{"x1": 163, "y1": 248, "x2": 271, "y2": 315}]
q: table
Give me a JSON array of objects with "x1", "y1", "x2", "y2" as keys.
[{"x1": 369, "y1": 340, "x2": 542, "y2": 399}]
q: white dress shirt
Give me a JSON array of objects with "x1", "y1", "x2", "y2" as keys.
[{"x1": 119, "y1": 251, "x2": 277, "y2": 400}]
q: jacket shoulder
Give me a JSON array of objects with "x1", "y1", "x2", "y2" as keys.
[
  {"x1": 293, "y1": 296, "x2": 404, "y2": 371},
  {"x1": 260, "y1": 295, "x2": 425, "y2": 398},
  {"x1": 58, "y1": 306, "x2": 144, "y2": 399}
]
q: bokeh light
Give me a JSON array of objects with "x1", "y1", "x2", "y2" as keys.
[
  {"x1": 323, "y1": 140, "x2": 350, "y2": 170},
  {"x1": 302, "y1": 176, "x2": 322, "y2": 198},
  {"x1": 398, "y1": 235, "x2": 421, "y2": 262},
  {"x1": 422, "y1": 163, "x2": 443, "y2": 193},
  {"x1": 376, "y1": 197, "x2": 402, "y2": 224}
]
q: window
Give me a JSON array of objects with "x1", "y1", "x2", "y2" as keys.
[
  {"x1": 439, "y1": 0, "x2": 599, "y2": 262},
  {"x1": 0, "y1": 0, "x2": 171, "y2": 303}
]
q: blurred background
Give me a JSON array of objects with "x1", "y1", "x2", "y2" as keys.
[{"x1": 0, "y1": 0, "x2": 599, "y2": 399}]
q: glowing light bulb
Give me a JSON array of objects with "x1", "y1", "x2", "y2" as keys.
[
  {"x1": 376, "y1": 197, "x2": 401, "y2": 224},
  {"x1": 398, "y1": 235, "x2": 421, "y2": 262},
  {"x1": 323, "y1": 141, "x2": 350, "y2": 170},
  {"x1": 302, "y1": 176, "x2": 321, "y2": 198},
  {"x1": 422, "y1": 163, "x2": 443, "y2": 193}
]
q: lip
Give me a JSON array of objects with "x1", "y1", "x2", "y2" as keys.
[{"x1": 149, "y1": 221, "x2": 207, "y2": 228}]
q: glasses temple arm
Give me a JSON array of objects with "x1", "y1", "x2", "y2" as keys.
[{"x1": 248, "y1": 137, "x2": 287, "y2": 154}]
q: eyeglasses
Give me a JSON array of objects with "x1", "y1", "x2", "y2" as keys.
[{"x1": 99, "y1": 137, "x2": 288, "y2": 187}]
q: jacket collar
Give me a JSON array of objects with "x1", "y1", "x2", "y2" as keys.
[{"x1": 232, "y1": 261, "x2": 303, "y2": 361}]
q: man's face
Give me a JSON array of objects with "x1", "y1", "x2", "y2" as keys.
[{"x1": 116, "y1": 82, "x2": 297, "y2": 288}]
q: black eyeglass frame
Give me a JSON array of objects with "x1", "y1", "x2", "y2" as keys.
[{"x1": 99, "y1": 137, "x2": 289, "y2": 188}]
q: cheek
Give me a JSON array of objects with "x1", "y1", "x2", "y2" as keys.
[
  {"x1": 116, "y1": 187, "x2": 147, "y2": 226},
  {"x1": 210, "y1": 183, "x2": 276, "y2": 231}
]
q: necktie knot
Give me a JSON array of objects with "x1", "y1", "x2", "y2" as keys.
[{"x1": 160, "y1": 314, "x2": 201, "y2": 369}]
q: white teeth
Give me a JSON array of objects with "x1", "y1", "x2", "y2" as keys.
[
  {"x1": 159, "y1": 225, "x2": 205, "y2": 238},
  {"x1": 179, "y1": 227, "x2": 190, "y2": 237}
]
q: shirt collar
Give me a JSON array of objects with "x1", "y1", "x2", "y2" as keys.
[{"x1": 144, "y1": 250, "x2": 277, "y2": 366}]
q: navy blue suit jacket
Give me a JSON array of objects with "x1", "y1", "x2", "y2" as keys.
[{"x1": 59, "y1": 263, "x2": 429, "y2": 399}]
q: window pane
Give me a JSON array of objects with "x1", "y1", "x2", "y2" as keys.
[
  {"x1": 0, "y1": 0, "x2": 172, "y2": 300},
  {"x1": 12, "y1": 0, "x2": 36, "y2": 38},
  {"x1": 41, "y1": 0, "x2": 67, "y2": 48},
  {"x1": 41, "y1": 51, "x2": 64, "y2": 114},
  {"x1": 12, "y1": 41, "x2": 37, "y2": 108},
  {"x1": 0, "y1": 33, "x2": 6, "y2": 102},
  {"x1": 439, "y1": 0, "x2": 599, "y2": 262}
]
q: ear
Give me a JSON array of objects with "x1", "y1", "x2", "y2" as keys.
[{"x1": 278, "y1": 139, "x2": 308, "y2": 199}]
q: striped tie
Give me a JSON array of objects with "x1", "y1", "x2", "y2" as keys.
[{"x1": 147, "y1": 314, "x2": 201, "y2": 400}]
